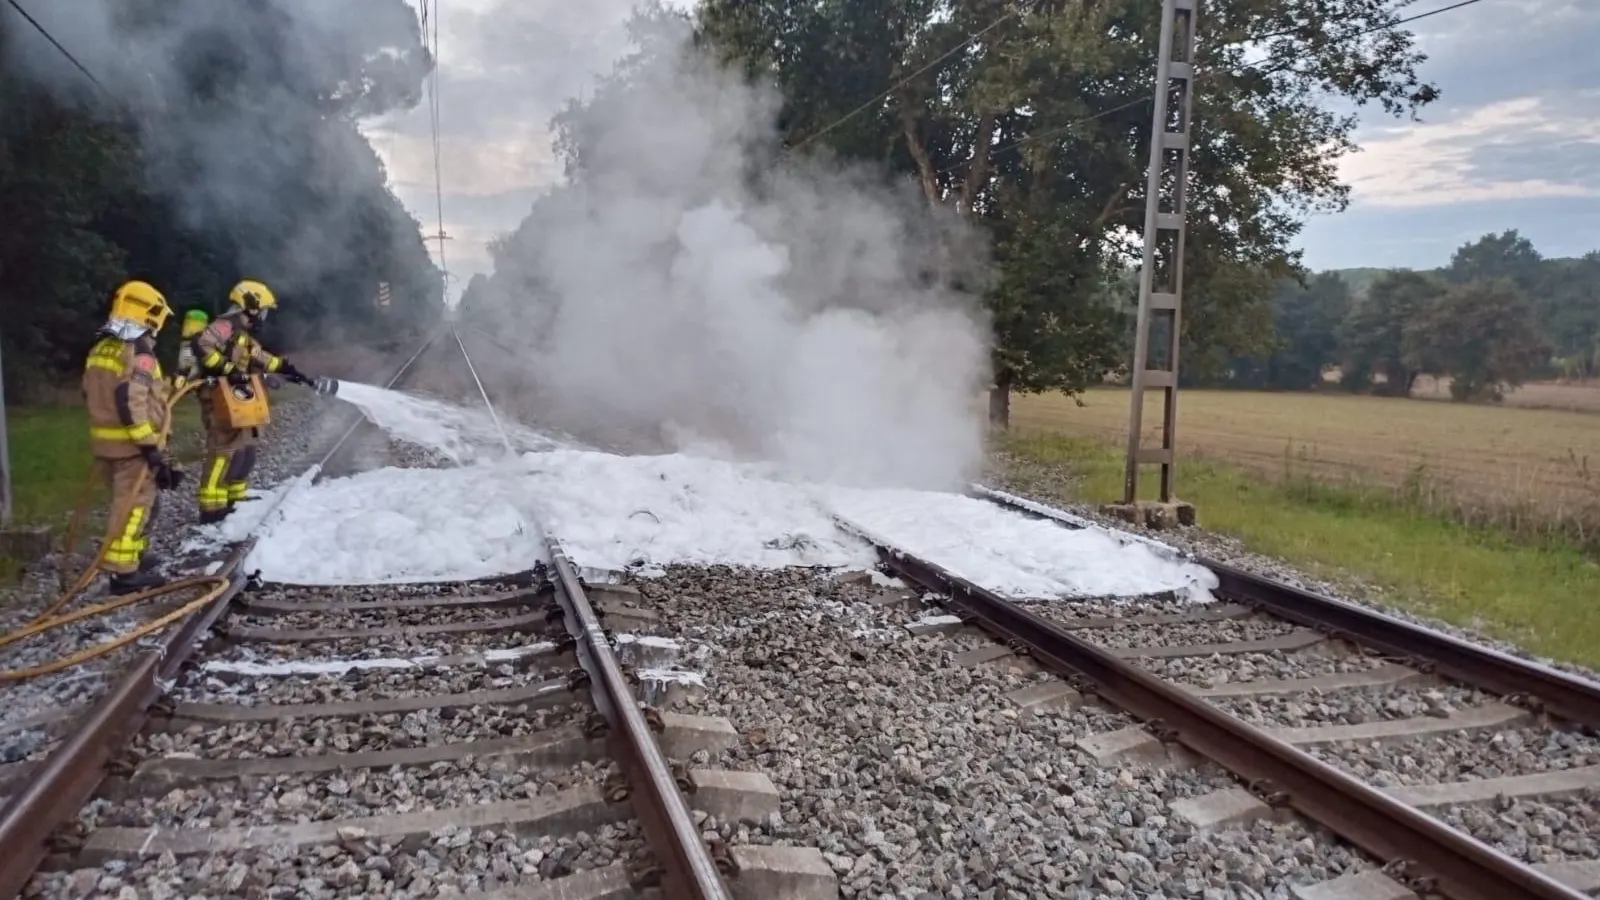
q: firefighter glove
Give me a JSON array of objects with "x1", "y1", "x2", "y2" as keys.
[
  {"x1": 280, "y1": 360, "x2": 309, "y2": 384},
  {"x1": 227, "y1": 370, "x2": 251, "y2": 387},
  {"x1": 139, "y1": 447, "x2": 185, "y2": 491}
]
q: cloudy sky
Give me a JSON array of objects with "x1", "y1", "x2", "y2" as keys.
[{"x1": 363, "y1": 0, "x2": 1599, "y2": 300}]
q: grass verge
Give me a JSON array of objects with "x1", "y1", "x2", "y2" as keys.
[{"x1": 995, "y1": 431, "x2": 1600, "y2": 669}]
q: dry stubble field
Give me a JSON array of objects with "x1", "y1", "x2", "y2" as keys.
[{"x1": 1012, "y1": 386, "x2": 1600, "y2": 535}]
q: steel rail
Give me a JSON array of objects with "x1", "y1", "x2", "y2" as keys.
[
  {"x1": 834, "y1": 514, "x2": 1588, "y2": 900},
  {"x1": 543, "y1": 536, "x2": 732, "y2": 900},
  {"x1": 0, "y1": 331, "x2": 445, "y2": 900},
  {"x1": 971, "y1": 484, "x2": 1600, "y2": 729},
  {"x1": 449, "y1": 327, "x2": 513, "y2": 454}
]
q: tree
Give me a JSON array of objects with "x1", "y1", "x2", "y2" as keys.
[
  {"x1": 1402, "y1": 278, "x2": 1548, "y2": 402},
  {"x1": 699, "y1": 0, "x2": 1441, "y2": 427},
  {"x1": 1537, "y1": 252, "x2": 1600, "y2": 379},
  {"x1": 1263, "y1": 273, "x2": 1350, "y2": 389},
  {"x1": 1338, "y1": 269, "x2": 1443, "y2": 396},
  {"x1": 1446, "y1": 229, "x2": 1543, "y2": 294}
]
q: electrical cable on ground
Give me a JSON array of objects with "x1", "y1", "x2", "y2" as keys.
[{"x1": 0, "y1": 380, "x2": 230, "y2": 683}]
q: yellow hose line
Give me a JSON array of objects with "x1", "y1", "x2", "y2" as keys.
[
  {"x1": 0, "y1": 578, "x2": 229, "y2": 682},
  {"x1": 0, "y1": 379, "x2": 239, "y2": 682}
]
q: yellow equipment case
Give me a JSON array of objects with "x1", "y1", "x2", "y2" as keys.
[{"x1": 216, "y1": 374, "x2": 272, "y2": 430}]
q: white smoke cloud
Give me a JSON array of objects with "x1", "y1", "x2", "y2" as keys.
[
  {"x1": 470, "y1": 9, "x2": 993, "y2": 491},
  {"x1": 1, "y1": 0, "x2": 433, "y2": 300}
]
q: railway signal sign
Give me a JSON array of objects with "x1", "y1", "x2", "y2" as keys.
[{"x1": 376, "y1": 281, "x2": 391, "y2": 308}]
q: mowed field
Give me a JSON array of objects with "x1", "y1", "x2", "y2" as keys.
[{"x1": 1011, "y1": 386, "x2": 1600, "y2": 530}]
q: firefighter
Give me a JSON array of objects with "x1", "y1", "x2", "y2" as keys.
[
  {"x1": 173, "y1": 309, "x2": 210, "y2": 386},
  {"x1": 190, "y1": 279, "x2": 321, "y2": 524},
  {"x1": 83, "y1": 281, "x2": 186, "y2": 594}
]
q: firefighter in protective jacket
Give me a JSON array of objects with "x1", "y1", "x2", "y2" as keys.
[
  {"x1": 83, "y1": 281, "x2": 185, "y2": 594},
  {"x1": 190, "y1": 279, "x2": 319, "y2": 524},
  {"x1": 173, "y1": 309, "x2": 209, "y2": 386}
]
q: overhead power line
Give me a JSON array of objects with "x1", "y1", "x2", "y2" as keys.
[
  {"x1": 422, "y1": 0, "x2": 451, "y2": 295},
  {"x1": 4, "y1": 0, "x2": 108, "y2": 94},
  {"x1": 790, "y1": 3, "x2": 1028, "y2": 150},
  {"x1": 935, "y1": 0, "x2": 1493, "y2": 173}
]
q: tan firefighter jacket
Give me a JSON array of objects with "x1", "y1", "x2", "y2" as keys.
[
  {"x1": 190, "y1": 312, "x2": 284, "y2": 378},
  {"x1": 83, "y1": 335, "x2": 171, "y2": 460}
]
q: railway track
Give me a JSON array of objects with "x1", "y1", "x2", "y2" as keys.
[
  {"x1": 831, "y1": 491, "x2": 1600, "y2": 900},
  {"x1": 7, "y1": 329, "x2": 1599, "y2": 900}
]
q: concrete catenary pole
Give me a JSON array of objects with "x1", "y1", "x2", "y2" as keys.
[{"x1": 1119, "y1": 0, "x2": 1200, "y2": 526}]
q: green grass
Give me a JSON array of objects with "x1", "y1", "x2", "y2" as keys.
[
  {"x1": 3, "y1": 402, "x2": 203, "y2": 584},
  {"x1": 997, "y1": 432, "x2": 1600, "y2": 669}
]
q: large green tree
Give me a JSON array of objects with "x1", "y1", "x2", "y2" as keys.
[
  {"x1": 1338, "y1": 268, "x2": 1443, "y2": 396},
  {"x1": 698, "y1": 0, "x2": 1440, "y2": 426},
  {"x1": 1403, "y1": 278, "x2": 1548, "y2": 402}
]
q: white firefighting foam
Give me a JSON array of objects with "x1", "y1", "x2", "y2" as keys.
[
  {"x1": 193, "y1": 391, "x2": 1216, "y2": 601},
  {"x1": 331, "y1": 381, "x2": 568, "y2": 463}
]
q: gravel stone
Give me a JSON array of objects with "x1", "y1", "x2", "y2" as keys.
[
  {"x1": 1212, "y1": 684, "x2": 1495, "y2": 728},
  {"x1": 1309, "y1": 726, "x2": 1600, "y2": 787},
  {"x1": 25, "y1": 822, "x2": 646, "y2": 899},
  {"x1": 205, "y1": 626, "x2": 548, "y2": 663},
  {"x1": 87, "y1": 758, "x2": 615, "y2": 829},
  {"x1": 132, "y1": 700, "x2": 588, "y2": 760},
  {"x1": 171, "y1": 662, "x2": 558, "y2": 706},
  {"x1": 234, "y1": 603, "x2": 542, "y2": 631},
  {"x1": 1142, "y1": 647, "x2": 1395, "y2": 689},
  {"x1": 1071, "y1": 617, "x2": 1303, "y2": 650},
  {"x1": 1436, "y1": 795, "x2": 1600, "y2": 864}
]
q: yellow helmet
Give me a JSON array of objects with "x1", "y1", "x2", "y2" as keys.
[
  {"x1": 109, "y1": 280, "x2": 173, "y2": 333},
  {"x1": 228, "y1": 279, "x2": 278, "y2": 315}
]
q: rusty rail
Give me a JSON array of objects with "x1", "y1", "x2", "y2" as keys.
[
  {"x1": 0, "y1": 332, "x2": 446, "y2": 900},
  {"x1": 542, "y1": 536, "x2": 732, "y2": 900},
  {"x1": 971, "y1": 484, "x2": 1600, "y2": 729},
  {"x1": 835, "y1": 514, "x2": 1588, "y2": 900}
]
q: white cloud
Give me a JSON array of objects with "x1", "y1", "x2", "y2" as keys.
[{"x1": 1340, "y1": 93, "x2": 1600, "y2": 208}]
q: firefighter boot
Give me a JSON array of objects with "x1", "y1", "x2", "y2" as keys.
[
  {"x1": 109, "y1": 568, "x2": 166, "y2": 596},
  {"x1": 198, "y1": 507, "x2": 233, "y2": 526}
]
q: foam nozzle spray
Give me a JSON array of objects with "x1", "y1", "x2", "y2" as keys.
[{"x1": 312, "y1": 376, "x2": 339, "y2": 397}]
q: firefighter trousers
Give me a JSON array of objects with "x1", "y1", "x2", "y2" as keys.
[
  {"x1": 100, "y1": 456, "x2": 159, "y2": 575},
  {"x1": 198, "y1": 397, "x2": 259, "y2": 514}
]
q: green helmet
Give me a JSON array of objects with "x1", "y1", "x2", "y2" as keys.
[{"x1": 180, "y1": 308, "x2": 210, "y2": 338}]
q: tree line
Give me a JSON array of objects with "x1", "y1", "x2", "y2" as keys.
[
  {"x1": 1213, "y1": 230, "x2": 1600, "y2": 401},
  {"x1": 0, "y1": 0, "x2": 442, "y2": 403}
]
